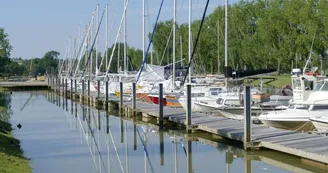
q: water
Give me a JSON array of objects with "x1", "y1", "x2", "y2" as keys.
[{"x1": 8, "y1": 91, "x2": 326, "y2": 173}]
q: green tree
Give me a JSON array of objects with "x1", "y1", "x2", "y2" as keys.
[{"x1": 0, "y1": 28, "x2": 12, "y2": 73}]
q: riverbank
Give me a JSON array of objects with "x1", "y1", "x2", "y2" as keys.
[
  {"x1": 0, "y1": 88, "x2": 31, "y2": 173},
  {"x1": 0, "y1": 120, "x2": 31, "y2": 173}
]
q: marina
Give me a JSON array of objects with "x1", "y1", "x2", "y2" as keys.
[{"x1": 36, "y1": 76, "x2": 328, "y2": 168}]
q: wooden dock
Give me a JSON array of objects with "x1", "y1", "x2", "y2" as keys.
[
  {"x1": 15, "y1": 77, "x2": 328, "y2": 167},
  {"x1": 0, "y1": 81, "x2": 48, "y2": 88}
]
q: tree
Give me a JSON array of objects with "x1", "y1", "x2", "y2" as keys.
[{"x1": 0, "y1": 28, "x2": 12, "y2": 73}]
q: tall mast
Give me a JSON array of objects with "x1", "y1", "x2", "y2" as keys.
[
  {"x1": 89, "y1": 14, "x2": 94, "y2": 80},
  {"x1": 217, "y1": 20, "x2": 220, "y2": 74},
  {"x1": 106, "y1": 4, "x2": 109, "y2": 72},
  {"x1": 151, "y1": 44, "x2": 153, "y2": 65},
  {"x1": 173, "y1": 0, "x2": 176, "y2": 86},
  {"x1": 188, "y1": 0, "x2": 192, "y2": 83},
  {"x1": 124, "y1": 0, "x2": 128, "y2": 74},
  {"x1": 118, "y1": 34, "x2": 121, "y2": 73},
  {"x1": 96, "y1": 4, "x2": 99, "y2": 74},
  {"x1": 142, "y1": 0, "x2": 145, "y2": 65},
  {"x1": 225, "y1": 0, "x2": 228, "y2": 86}
]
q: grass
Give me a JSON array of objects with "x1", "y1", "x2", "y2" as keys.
[
  {"x1": 0, "y1": 120, "x2": 31, "y2": 173},
  {"x1": 247, "y1": 74, "x2": 292, "y2": 88}
]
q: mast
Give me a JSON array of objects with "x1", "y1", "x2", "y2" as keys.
[
  {"x1": 151, "y1": 44, "x2": 153, "y2": 65},
  {"x1": 124, "y1": 0, "x2": 128, "y2": 74},
  {"x1": 96, "y1": 4, "x2": 99, "y2": 75},
  {"x1": 118, "y1": 34, "x2": 121, "y2": 73},
  {"x1": 142, "y1": 0, "x2": 145, "y2": 65},
  {"x1": 224, "y1": 0, "x2": 228, "y2": 86},
  {"x1": 106, "y1": 3, "x2": 109, "y2": 72},
  {"x1": 188, "y1": 0, "x2": 192, "y2": 83},
  {"x1": 89, "y1": 15, "x2": 94, "y2": 80},
  {"x1": 217, "y1": 20, "x2": 220, "y2": 74},
  {"x1": 173, "y1": 0, "x2": 176, "y2": 86}
]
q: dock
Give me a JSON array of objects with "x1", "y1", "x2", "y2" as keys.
[
  {"x1": 0, "y1": 81, "x2": 48, "y2": 89},
  {"x1": 9, "y1": 78, "x2": 328, "y2": 167}
]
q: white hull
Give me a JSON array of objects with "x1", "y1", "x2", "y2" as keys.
[
  {"x1": 261, "y1": 119, "x2": 314, "y2": 132},
  {"x1": 310, "y1": 115, "x2": 328, "y2": 132}
]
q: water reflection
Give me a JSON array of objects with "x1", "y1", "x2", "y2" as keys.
[{"x1": 8, "y1": 91, "x2": 328, "y2": 173}]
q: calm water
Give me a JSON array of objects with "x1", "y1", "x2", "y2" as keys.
[{"x1": 8, "y1": 91, "x2": 326, "y2": 173}]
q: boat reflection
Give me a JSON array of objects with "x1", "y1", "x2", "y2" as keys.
[{"x1": 45, "y1": 91, "x2": 328, "y2": 173}]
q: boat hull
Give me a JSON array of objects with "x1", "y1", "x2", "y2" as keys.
[
  {"x1": 148, "y1": 95, "x2": 167, "y2": 106},
  {"x1": 261, "y1": 120, "x2": 315, "y2": 132}
]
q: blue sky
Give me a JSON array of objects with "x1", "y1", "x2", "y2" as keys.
[{"x1": 1, "y1": 0, "x2": 235, "y2": 59}]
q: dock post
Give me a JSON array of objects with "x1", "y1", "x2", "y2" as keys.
[
  {"x1": 70, "y1": 79, "x2": 73, "y2": 98},
  {"x1": 51, "y1": 77, "x2": 54, "y2": 90},
  {"x1": 119, "y1": 82, "x2": 123, "y2": 107},
  {"x1": 74, "y1": 79, "x2": 77, "y2": 94},
  {"x1": 87, "y1": 80, "x2": 90, "y2": 104},
  {"x1": 132, "y1": 82, "x2": 136, "y2": 110},
  {"x1": 54, "y1": 78, "x2": 57, "y2": 93},
  {"x1": 159, "y1": 83, "x2": 164, "y2": 129},
  {"x1": 186, "y1": 84, "x2": 192, "y2": 133},
  {"x1": 82, "y1": 79, "x2": 85, "y2": 102},
  {"x1": 244, "y1": 86, "x2": 252, "y2": 150},
  {"x1": 105, "y1": 81, "x2": 109, "y2": 110},
  {"x1": 62, "y1": 78, "x2": 64, "y2": 96},
  {"x1": 97, "y1": 80, "x2": 100, "y2": 99},
  {"x1": 65, "y1": 78, "x2": 67, "y2": 96}
]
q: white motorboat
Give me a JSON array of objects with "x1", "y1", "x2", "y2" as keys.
[
  {"x1": 259, "y1": 82, "x2": 328, "y2": 131},
  {"x1": 310, "y1": 114, "x2": 328, "y2": 132},
  {"x1": 195, "y1": 93, "x2": 288, "y2": 120}
]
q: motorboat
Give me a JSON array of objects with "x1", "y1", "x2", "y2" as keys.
[{"x1": 259, "y1": 81, "x2": 328, "y2": 131}]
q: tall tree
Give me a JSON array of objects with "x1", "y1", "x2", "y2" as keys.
[{"x1": 0, "y1": 28, "x2": 12, "y2": 73}]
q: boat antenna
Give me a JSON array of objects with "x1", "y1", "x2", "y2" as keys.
[
  {"x1": 303, "y1": 33, "x2": 316, "y2": 75},
  {"x1": 182, "y1": 0, "x2": 210, "y2": 86}
]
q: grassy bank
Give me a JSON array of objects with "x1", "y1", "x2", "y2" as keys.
[
  {"x1": 0, "y1": 119, "x2": 31, "y2": 173},
  {"x1": 247, "y1": 75, "x2": 291, "y2": 88}
]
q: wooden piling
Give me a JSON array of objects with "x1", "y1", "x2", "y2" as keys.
[
  {"x1": 159, "y1": 83, "x2": 164, "y2": 129},
  {"x1": 244, "y1": 86, "x2": 252, "y2": 150},
  {"x1": 82, "y1": 79, "x2": 85, "y2": 102},
  {"x1": 70, "y1": 79, "x2": 73, "y2": 98},
  {"x1": 186, "y1": 84, "x2": 192, "y2": 133},
  {"x1": 97, "y1": 80, "x2": 100, "y2": 99},
  {"x1": 74, "y1": 79, "x2": 77, "y2": 94},
  {"x1": 87, "y1": 80, "x2": 90, "y2": 104},
  {"x1": 65, "y1": 78, "x2": 67, "y2": 96},
  {"x1": 132, "y1": 82, "x2": 136, "y2": 110},
  {"x1": 120, "y1": 82, "x2": 123, "y2": 107},
  {"x1": 105, "y1": 81, "x2": 109, "y2": 110}
]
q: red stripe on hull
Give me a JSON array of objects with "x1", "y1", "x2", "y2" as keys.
[{"x1": 148, "y1": 95, "x2": 167, "y2": 106}]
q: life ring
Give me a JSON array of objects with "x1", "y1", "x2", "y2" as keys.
[{"x1": 282, "y1": 85, "x2": 293, "y2": 96}]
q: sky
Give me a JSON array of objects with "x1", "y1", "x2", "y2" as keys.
[{"x1": 0, "y1": 0, "x2": 236, "y2": 59}]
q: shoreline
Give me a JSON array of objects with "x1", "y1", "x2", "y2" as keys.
[{"x1": 0, "y1": 88, "x2": 31, "y2": 173}]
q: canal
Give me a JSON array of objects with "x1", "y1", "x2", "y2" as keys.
[{"x1": 8, "y1": 91, "x2": 326, "y2": 173}]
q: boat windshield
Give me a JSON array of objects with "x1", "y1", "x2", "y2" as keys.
[
  {"x1": 320, "y1": 82, "x2": 328, "y2": 91},
  {"x1": 313, "y1": 84, "x2": 323, "y2": 91},
  {"x1": 288, "y1": 104, "x2": 309, "y2": 110},
  {"x1": 216, "y1": 98, "x2": 224, "y2": 105},
  {"x1": 224, "y1": 99, "x2": 241, "y2": 107},
  {"x1": 310, "y1": 105, "x2": 328, "y2": 110}
]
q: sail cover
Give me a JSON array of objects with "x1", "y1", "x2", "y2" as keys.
[{"x1": 136, "y1": 63, "x2": 165, "y2": 82}]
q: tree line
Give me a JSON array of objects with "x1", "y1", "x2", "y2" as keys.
[
  {"x1": 151, "y1": 0, "x2": 328, "y2": 74},
  {"x1": 2, "y1": 0, "x2": 328, "y2": 76}
]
